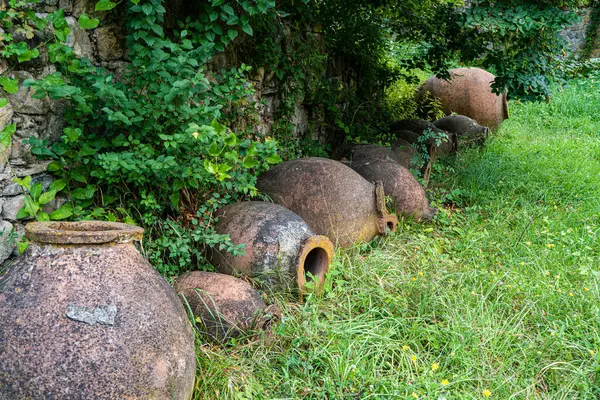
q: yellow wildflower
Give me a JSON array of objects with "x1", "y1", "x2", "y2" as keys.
[
  {"x1": 402, "y1": 345, "x2": 409, "y2": 351},
  {"x1": 584, "y1": 287, "x2": 590, "y2": 291},
  {"x1": 431, "y1": 362, "x2": 440, "y2": 371},
  {"x1": 546, "y1": 243, "x2": 555, "y2": 249},
  {"x1": 569, "y1": 292, "x2": 574, "y2": 297},
  {"x1": 590, "y1": 350, "x2": 595, "y2": 356},
  {"x1": 412, "y1": 277, "x2": 417, "y2": 281},
  {"x1": 411, "y1": 355, "x2": 417, "y2": 362},
  {"x1": 411, "y1": 393, "x2": 418, "y2": 399},
  {"x1": 192, "y1": 131, "x2": 199, "y2": 139},
  {"x1": 441, "y1": 379, "x2": 449, "y2": 386},
  {"x1": 483, "y1": 389, "x2": 492, "y2": 397},
  {"x1": 418, "y1": 271, "x2": 424, "y2": 276}
]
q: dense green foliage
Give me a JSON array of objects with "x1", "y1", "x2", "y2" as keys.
[
  {"x1": 192, "y1": 77, "x2": 600, "y2": 398},
  {"x1": 0, "y1": 0, "x2": 591, "y2": 272}
]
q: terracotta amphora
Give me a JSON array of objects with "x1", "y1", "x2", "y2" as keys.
[
  {"x1": 207, "y1": 201, "x2": 334, "y2": 292},
  {"x1": 257, "y1": 157, "x2": 398, "y2": 248},
  {"x1": 418, "y1": 67, "x2": 509, "y2": 130}
]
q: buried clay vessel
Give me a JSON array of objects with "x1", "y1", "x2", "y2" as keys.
[
  {"x1": 0, "y1": 222, "x2": 196, "y2": 400},
  {"x1": 257, "y1": 157, "x2": 398, "y2": 248},
  {"x1": 174, "y1": 271, "x2": 279, "y2": 341},
  {"x1": 418, "y1": 67, "x2": 509, "y2": 130},
  {"x1": 207, "y1": 201, "x2": 334, "y2": 292},
  {"x1": 351, "y1": 159, "x2": 435, "y2": 220}
]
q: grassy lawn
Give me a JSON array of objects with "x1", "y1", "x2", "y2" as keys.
[{"x1": 193, "y1": 78, "x2": 600, "y2": 399}]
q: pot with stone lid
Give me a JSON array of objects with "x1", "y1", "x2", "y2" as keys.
[{"x1": 0, "y1": 221, "x2": 196, "y2": 400}]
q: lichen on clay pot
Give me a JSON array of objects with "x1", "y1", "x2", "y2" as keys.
[
  {"x1": 418, "y1": 67, "x2": 509, "y2": 130},
  {"x1": 351, "y1": 159, "x2": 435, "y2": 220},
  {"x1": 0, "y1": 221, "x2": 196, "y2": 400},
  {"x1": 207, "y1": 201, "x2": 334, "y2": 292},
  {"x1": 174, "y1": 271, "x2": 280, "y2": 341},
  {"x1": 257, "y1": 157, "x2": 398, "y2": 248}
]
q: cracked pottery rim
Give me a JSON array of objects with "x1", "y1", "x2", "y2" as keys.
[{"x1": 25, "y1": 221, "x2": 144, "y2": 245}]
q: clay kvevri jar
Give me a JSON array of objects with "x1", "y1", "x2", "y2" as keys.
[
  {"x1": 351, "y1": 159, "x2": 435, "y2": 220},
  {"x1": 418, "y1": 67, "x2": 509, "y2": 130},
  {"x1": 434, "y1": 115, "x2": 489, "y2": 147},
  {"x1": 208, "y1": 201, "x2": 334, "y2": 292},
  {"x1": 0, "y1": 222, "x2": 196, "y2": 400},
  {"x1": 257, "y1": 157, "x2": 398, "y2": 248},
  {"x1": 174, "y1": 271, "x2": 280, "y2": 341}
]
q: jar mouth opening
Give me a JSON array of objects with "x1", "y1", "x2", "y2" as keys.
[{"x1": 26, "y1": 221, "x2": 144, "y2": 245}]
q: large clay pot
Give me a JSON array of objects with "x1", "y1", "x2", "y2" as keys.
[
  {"x1": 351, "y1": 144, "x2": 403, "y2": 166},
  {"x1": 208, "y1": 201, "x2": 334, "y2": 292},
  {"x1": 0, "y1": 222, "x2": 196, "y2": 400},
  {"x1": 391, "y1": 138, "x2": 420, "y2": 169},
  {"x1": 418, "y1": 67, "x2": 509, "y2": 130},
  {"x1": 351, "y1": 159, "x2": 435, "y2": 220},
  {"x1": 174, "y1": 271, "x2": 279, "y2": 341},
  {"x1": 257, "y1": 158, "x2": 398, "y2": 248},
  {"x1": 434, "y1": 115, "x2": 489, "y2": 147},
  {"x1": 390, "y1": 119, "x2": 457, "y2": 155}
]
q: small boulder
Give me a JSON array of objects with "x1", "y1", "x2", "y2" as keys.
[{"x1": 174, "y1": 271, "x2": 278, "y2": 341}]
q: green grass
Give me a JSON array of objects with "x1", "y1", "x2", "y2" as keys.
[{"x1": 192, "y1": 78, "x2": 600, "y2": 399}]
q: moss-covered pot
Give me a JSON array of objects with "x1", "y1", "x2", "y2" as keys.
[
  {"x1": 208, "y1": 201, "x2": 334, "y2": 292},
  {"x1": 257, "y1": 157, "x2": 397, "y2": 248},
  {"x1": 0, "y1": 221, "x2": 196, "y2": 400}
]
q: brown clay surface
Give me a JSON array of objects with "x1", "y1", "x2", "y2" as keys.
[
  {"x1": 351, "y1": 159, "x2": 435, "y2": 220},
  {"x1": 351, "y1": 145, "x2": 403, "y2": 166},
  {"x1": 257, "y1": 157, "x2": 396, "y2": 248},
  {"x1": 174, "y1": 271, "x2": 277, "y2": 341},
  {"x1": 419, "y1": 67, "x2": 509, "y2": 130},
  {"x1": 391, "y1": 138, "x2": 420, "y2": 169},
  {"x1": 208, "y1": 201, "x2": 333, "y2": 292},
  {"x1": 0, "y1": 222, "x2": 196, "y2": 400},
  {"x1": 434, "y1": 115, "x2": 489, "y2": 147}
]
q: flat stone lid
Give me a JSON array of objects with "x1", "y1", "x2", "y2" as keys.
[{"x1": 25, "y1": 221, "x2": 144, "y2": 244}]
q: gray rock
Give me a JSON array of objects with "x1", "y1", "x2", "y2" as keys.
[
  {"x1": 0, "y1": 220, "x2": 15, "y2": 264},
  {"x1": 1, "y1": 195, "x2": 27, "y2": 221},
  {"x1": 7, "y1": 71, "x2": 51, "y2": 115},
  {"x1": 66, "y1": 304, "x2": 117, "y2": 326},
  {"x1": 94, "y1": 26, "x2": 125, "y2": 61},
  {"x1": 66, "y1": 17, "x2": 95, "y2": 60}
]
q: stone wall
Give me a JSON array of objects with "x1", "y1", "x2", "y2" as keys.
[
  {"x1": 0, "y1": 2, "x2": 322, "y2": 265},
  {"x1": 0, "y1": 0, "x2": 129, "y2": 263},
  {"x1": 561, "y1": 8, "x2": 593, "y2": 55}
]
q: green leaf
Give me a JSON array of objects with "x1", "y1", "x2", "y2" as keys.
[
  {"x1": 17, "y1": 241, "x2": 29, "y2": 254},
  {"x1": 227, "y1": 29, "x2": 238, "y2": 41},
  {"x1": 13, "y1": 176, "x2": 32, "y2": 191},
  {"x1": 141, "y1": 3, "x2": 153, "y2": 15},
  {"x1": 0, "y1": 77, "x2": 19, "y2": 94},
  {"x1": 30, "y1": 183, "x2": 43, "y2": 202},
  {"x1": 39, "y1": 190, "x2": 57, "y2": 205},
  {"x1": 78, "y1": 13, "x2": 100, "y2": 29},
  {"x1": 0, "y1": 124, "x2": 16, "y2": 150},
  {"x1": 47, "y1": 161, "x2": 62, "y2": 172},
  {"x1": 49, "y1": 179, "x2": 67, "y2": 192},
  {"x1": 241, "y1": 24, "x2": 253, "y2": 36},
  {"x1": 16, "y1": 207, "x2": 31, "y2": 220},
  {"x1": 0, "y1": 98, "x2": 8, "y2": 108},
  {"x1": 242, "y1": 156, "x2": 259, "y2": 169},
  {"x1": 208, "y1": 142, "x2": 222, "y2": 157},
  {"x1": 37, "y1": 211, "x2": 51, "y2": 222},
  {"x1": 95, "y1": 0, "x2": 118, "y2": 11},
  {"x1": 266, "y1": 154, "x2": 282, "y2": 164},
  {"x1": 49, "y1": 204, "x2": 73, "y2": 220},
  {"x1": 23, "y1": 196, "x2": 40, "y2": 216}
]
